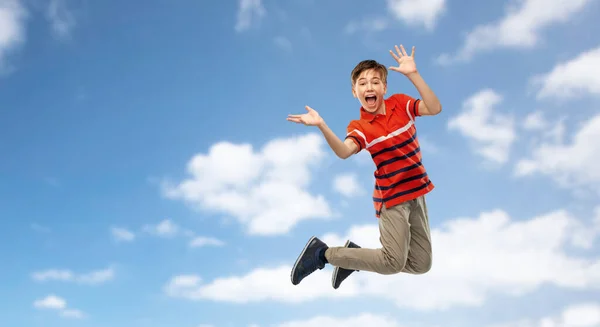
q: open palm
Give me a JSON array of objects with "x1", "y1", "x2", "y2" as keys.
[
  {"x1": 389, "y1": 44, "x2": 417, "y2": 75},
  {"x1": 287, "y1": 106, "x2": 323, "y2": 126}
]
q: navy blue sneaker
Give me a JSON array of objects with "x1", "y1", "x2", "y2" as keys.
[
  {"x1": 332, "y1": 240, "x2": 361, "y2": 289},
  {"x1": 290, "y1": 236, "x2": 328, "y2": 285}
]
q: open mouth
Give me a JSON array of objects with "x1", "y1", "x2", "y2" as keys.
[{"x1": 365, "y1": 95, "x2": 377, "y2": 106}]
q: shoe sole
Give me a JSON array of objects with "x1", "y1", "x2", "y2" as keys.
[
  {"x1": 291, "y1": 235, "x2": 317, "y2": 285},
  {"x1": 331, "y1": 239, "x2": 351, "y2": 289}
]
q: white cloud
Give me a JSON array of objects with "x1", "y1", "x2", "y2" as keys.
[
  {"x1": 161, "y1": 133, "x2": 333, "y2": 236},
  {"x1": 345, "y1": 0, "x2": 445, "y2": 35},
  {"x1": 34, "y1": 295, "x2": 66, "y2": 310},
  {"x1": 142, "y1": 219, "x2": 180, "y2": 238},
  {"x1": 436, "y1": 0, "x2": 595, "y2": 64},
  {"x1": 448, "y1": 89, "x2": 517, "y2": 165},
  {"x1": 515, "y1": 113, "x2": 600, "y2": 195},
  {"x1": 352, "y1": 149, "x2": 374, "y2": 167},
  {"x1": 110, "y1": 227, "x2": 135, "y2": 242},
  {"x1": 33, "y1": 295, "x2": 85, "y2": 319},
  {"x1": 523, "y1": 111, "x2": 548, "y2": 131},
  {"x1": 489, "y1": 302, "x2": 600, "y2": 327},
  {"x1": 386, "y1": 0, "x2": 446, "y2": 31},
  {"x1": 521, "y1": 111, "x2": 566, "y2": 146},
  {"x1": 189, "y1": 236, "x2": 225, "y2": 248},
  {"x1": 235, "y1": 0, "x2": 266, "y2": 32},
  {"x1": 164, "y1": 265, "x2": 356, "y2": 304},
  {"x1": 164, "y1": 207, "x2": 600, "y2": 310},
  {"x1": 531, "y1": 46, "x2": 600, "y2": 100},
  {"x1": 141, "y1": 219, "x2": 224, "y2": 247},
  {"x1": 60, "y1": 309, "x2": 85, "y2": 319},
  {"x1": 275, "y1": 313, "x2": 403, "y2": 327},
  {"x1": 332, "y1": 173, "x2": 364, "y2": 198},
  {"x1": 46, "y1": 0, "x2": 75, "y2": 40},
  {"x1": 32, "y1": 266, "x2": 115, "y2": 285},
  {"x1": 0, "y1": 0, "x2": 27, "y2": 71}
]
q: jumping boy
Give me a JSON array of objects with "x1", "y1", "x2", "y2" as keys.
[{"x1": 286, "y1": 44, "x2": 442, "y2": 289}]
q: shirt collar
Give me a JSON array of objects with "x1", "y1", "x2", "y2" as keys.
[{"x1": 359, "y1": 96, "x2": 397, "y2": 122}]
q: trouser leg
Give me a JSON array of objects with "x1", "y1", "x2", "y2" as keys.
[
  {"x1": 402, "y1": 195, "x2": 433, "y2": 274},
  {"x1": 325, "y1": 201, "x2": 412, "y2": 275}
]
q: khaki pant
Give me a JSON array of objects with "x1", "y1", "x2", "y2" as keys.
[{"x1": 325, "y1": 195, "x2": 432, "y2": 275}]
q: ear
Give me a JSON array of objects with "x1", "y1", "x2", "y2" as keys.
[{"x1": 351, "y1": 86, "x2": 357, "y2": 98}]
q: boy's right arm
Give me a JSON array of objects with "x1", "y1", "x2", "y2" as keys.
[{"x1": 317, "y1": 120, "x2": 358, "y2": 159}]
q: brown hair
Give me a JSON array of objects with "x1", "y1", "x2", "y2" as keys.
[{"x1": 350, "y1": 60, "x2": 388, "y2": 85}]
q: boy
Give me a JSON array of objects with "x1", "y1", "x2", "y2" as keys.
[{"x1": 286, "y1": 44, "x2": 442, "y2": 289}]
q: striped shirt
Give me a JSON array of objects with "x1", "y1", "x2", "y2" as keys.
[{"x1": 345, "y1": 93, "x2": 434, "y2": 217}]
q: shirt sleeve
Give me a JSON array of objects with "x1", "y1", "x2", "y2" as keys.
[
  {"x1": 392, "y1": 93, "x2": 421, "y2": 120},
  {"x1": 345, "y1": 120, "x2": 366, "y2": 152}
]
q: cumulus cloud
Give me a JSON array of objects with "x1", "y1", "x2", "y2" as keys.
[
  {"x1": 448, "y1": 89, "x2": 517, "y2": 165},
  {"x1": 164, "y1": 265, "x2": 356, "y2": 304},
  {"x1": 142, "y1": 219, "x2": 181, "y2": 238},
  {"x1": 33, "y1": 295, "x2": 85, "y2": 319},
  {"x1": 139, "y1": 218, "x2": 223, "y2": 248},
  {"x1": 33, "y1": 294, "x2": 66, "y2": 310},
  {"x1": 31, "y1": 266, "x2": 115, "y2": 285},
  {"x1": 386, "y1": 0, "x2": 446, "y2": 31},
  {"x1": 0, "y1": 0, "x2": 27, "y2": 71},
  {"x1": 523, "y1": 111, "x2": 549, "y2": 131},
  {"x1": 46, "y1": 0, "x2": 75, "y2": 40},
  {"x1": 60, "y1": 309, "x2": 85, "y2": 319},
  {"x1": 161, "y1": 133, "x2": 333, "y2": 236},
  {"x1": 189, "y1": 236, "x2": 225, "y2": 248},
  {"x1": 345, "y1": 0, "x2": 445, "y2": 35},
  {"x1": 515, "y1": 113, "x2": 600, "y2": 196},
  {"x1": 436, "y1": 0, "x2": 595, "y2": 64},
  {"x1": 235, "y1": 0, "x2": 266, "y2": 32},
  {"x1": 531, "y1": 46, "x2": 600, "y2": 100},
  {"x1": 332, "y1": 173, "x2": 364, "y2": 198},
  {"x1": 274, "y1": 313, "x2": 403, "y2": 327},
  {"x1": 488, "y1": 302, "x2": 600, "y2": 327},
  {"x1": 163, "y1": 207, "x2": 600, "y2": 310},
  {"x1": 521, "y1": 110, "x2": 566, "y2": 147},
  {"x1": 110, "y1": 227, "x2": 135, "y2": 242}
]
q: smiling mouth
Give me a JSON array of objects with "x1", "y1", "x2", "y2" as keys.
[{"x1": 365, "y1": 95, "x2": 377, "y2": 106}]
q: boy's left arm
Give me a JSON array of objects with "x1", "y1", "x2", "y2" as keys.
[
  {"x1": 406, "y1": 72, "x2": 442, "y2": 117},
  {"x1": 388, "y1": 44, "x2": 442, "y2": 117}
]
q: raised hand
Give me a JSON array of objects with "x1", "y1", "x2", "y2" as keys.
[
  {"x1": 287, "y1": 106, "x2": 324, "y2": 126},
  {"x1": 389, "y1": 44, "x2": 417, "y2": 76}
]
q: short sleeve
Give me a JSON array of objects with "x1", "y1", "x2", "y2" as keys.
[
  {"x1": 345, "y1": 120, "x2": 366, "y2": 152},
  {"x1": 392, "y1": 93, "x2": 421, "y2": 120}
]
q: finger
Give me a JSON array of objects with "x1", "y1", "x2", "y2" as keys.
[
  {"x1": 287, "y1": 117, "x2": 303, "y2": 123},
  {"x1": 305, "y1": 105, "x2": 313, "y2": 112},
  {"x1": 400, "y1": 44, "x2": 408, "y2": 56},
  {"x1": 388, "y1": 66, "x2": 400, "y2": 72},
  {"x1": 288, "y1": 114, "x2": 302, "y2": 118},
  {"x1": 389, "y1": 49, "x2": 400, "y2": 61},
  {"x1": 395, "y1": 45, "x2": 402, "y2": 57},
  {"x1": 411, "y1": 46, "x2": 415, "y2": 57}
]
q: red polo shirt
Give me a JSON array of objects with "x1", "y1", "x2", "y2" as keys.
[{"x1": 345, "y1": 93, "x2": 434, "y2": 217}]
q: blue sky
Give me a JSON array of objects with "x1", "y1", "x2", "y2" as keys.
[{"x1": 2, "y1": 0, "x2": 600, "y2": 326}]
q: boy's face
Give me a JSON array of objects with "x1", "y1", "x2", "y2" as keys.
[{"x1": 352, "y1": 68, "x2": 387, "y2": 114}]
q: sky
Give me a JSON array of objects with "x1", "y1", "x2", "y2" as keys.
[{"x1": 1, "y1": 0, "x2": 600, "y2": 326}]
